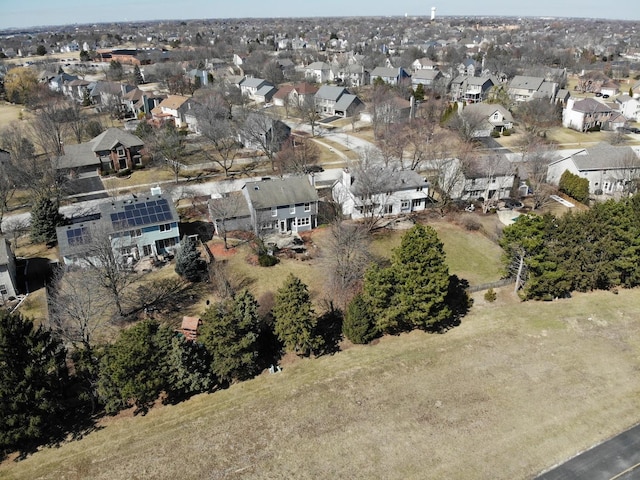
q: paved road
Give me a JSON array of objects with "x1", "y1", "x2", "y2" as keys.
[{"x1": 536, "y1": 422, "x2": 640, "y2": 480}]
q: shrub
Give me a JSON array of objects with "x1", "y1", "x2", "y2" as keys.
[
  {"x1": 460, "y1": 214, "x2": 481, "y2": 231},
  {"x1": 490, "y1": 130, "x2": 501, "y2": 138},
  {"x1": 484, "y1": 288, "x2": 497, "y2": 302},
  {"x1": 258, "y1": 254, "x2": 278, "y2": 267},
  {"x1": 116, "y1": 168, "x2": 131, "y2": 177},
  {"x1": 502, "y1": 129, "x2": 512, "y2": 136}
]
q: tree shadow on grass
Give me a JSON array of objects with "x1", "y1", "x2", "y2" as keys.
[{"x1": 430, "y1": 275, "x2": 473, "y2": 333}]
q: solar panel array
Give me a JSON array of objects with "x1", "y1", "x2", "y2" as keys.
[
  {"x1": 109, "y1": 198, "x2": 174, "y2": 229},
  {"x1": 66, "y1": 226, "x2": 90, "y2": 246}
]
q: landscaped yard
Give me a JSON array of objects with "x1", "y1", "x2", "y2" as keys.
[{"x1": 3, "y1": 286, "x2": 640, "y2": 479}]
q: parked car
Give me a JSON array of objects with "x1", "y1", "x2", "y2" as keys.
[
  {"x1": 303, "y1": 164, "x2": 324, "y2": 174},
  {"x1": 501, "y1": 198, "x2": 523, "y2": 209}
]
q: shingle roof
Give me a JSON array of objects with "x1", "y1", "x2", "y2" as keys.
[
  {"x1": 334, "y1": 93, "x2": 362, "y2": 111},
  {"x1": 571, "y1": 98, "x2": 612, "y2": 113},
  {"x1": 316, "y1": 85, "x2": 348, "y2": 101},
  {"x1": 509, "y1": 76, "x2": 545, "y2": 90},
  {"x1": 244, "y1": 177, "x2": 318, "y2": 210},
  {"x1": 157, "y1": 95, "x2": 190, "y2": 110},
  {"x1": 571, "y1": 143, "x2": 640, "y2": 171},
  {"x1": 90, "y1": 128, "x2": 144, "y2": 152}
]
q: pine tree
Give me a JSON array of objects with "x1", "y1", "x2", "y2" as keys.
[
  {"x1": 343, "y1": 293, "x2": 377, "y2": 344},
  {"x1": 175, "y1": 235, "x2": 204, "y2": 282},
  {"x1": 362, "y1": 224, "x2": 452, "y2": 334},
  {"x1": 97, "y1": 319, "x2": 174, "y2": 414},
  {"x1": 414, "y1": 83, "x2": 425, "y2": 102},
  {"x1": 200, "y1": 290, "x2": 262, "y2": 382},
  {"x1": 133, "y1": 64, "x2": 144, "y2": 86},
  {"x1": 273, "y1": 274, "x2": 321, "y2": 356},
  {"x1": 0, "y1": 311, "x2": 70, "y2": 456},
  {"x1": 30, "y1": 195, "x2": 64, "y2": 245}
]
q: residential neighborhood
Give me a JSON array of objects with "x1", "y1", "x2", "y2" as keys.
[{"x1": 2, "y1": 10, "x2": 640, "y2": 480}]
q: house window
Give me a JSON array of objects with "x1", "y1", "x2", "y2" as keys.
[
  {"x1": 156, "y1": 237, "x2": 177, "y2": 250},
  {"x1": 384, "y1": 204, "x2": 393, "y2": 214},
  {"x1": 120, "y1": 246, "x2": 132, "y2": 255},
  {"x1": 159, "y1": 223, "x2": 172, "y2": 232},
  {"x1": 261, "y1": 222, "x2": 273, "y2": 230},
  {"x1": 0, "y1": 284, "x2": 7, "y2": 296},
  {"x1": 289, "y1": 204, "x2": 295, "y2": 214},
  {"x1": 401, "y1": 200, "x2": 410, "y2": 209},
  {"x1": 296, "y1": 217, "x2": 310, "y2": 226},
  {"x1": 416, "y1": 186, "x2": 423, "y2": 192},
  {"x1": 129, "y1": 229, "x2": 142, "y2": 237},
  {"x1": 271, "y1": 206, "x2": 277, "y2": 217},
  {"x1": 116, "y1": 146, "x2": 126, "y2": 157},
  {"x1": 143, "y1": 245, "x2": 153, "y2": 256},
  {"x1": 304, "y1": 202, "x2": 311, "y2": 212}
]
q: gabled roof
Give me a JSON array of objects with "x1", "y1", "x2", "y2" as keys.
[
  {"x1": 463, "y1": 103, "x2": 514, "y2": 123},
  {"x1": 240, "y1": 77, "x2": 271, "y2": 89},
  {"x1": 292, "y1": 82, "x2": 318, "y2": 95},
  {"x1": 90, "y1": 128, "x2": 144, "y2": 152},
  {"x1": 157, "y1": 94, "x2": 190, "y2": 111},
  {"x1": 55, "y1": 143, "x2": 98, "y2": 169},
  {"x1": 370, "y1": 67, "x2": 401, "y2": 78},
  {"x1": 413, "y1": 69, "x2": 441, "y2": 80},
  {"x1": 316, "y1": 85, "x2": 348, "y2": 101},
  {"x1": 306, "y1": 61, "x2": 331, "y2": 70},
  {"x1": 0, "y1": 237, "x2": 13, "y2": 265},
  {"x1": 273, "y1": 85, "x2": 295, "y2": 100},
  {"x1": 351, "y1": 169, "x2": 429, "y2": 196},
  {"x1": 561, "y1": 143, "x2": 640, "y2": 171},
  {"x1": 334, "y1": 94, "x2": 362, "y2": 111},
  {"x1": 508, "y1": 76, "x2": 545, "y2": 91},
  {"x1": 255, "y1": 85, "x2": 277, "y2": 98},
  {"x1": 571, "y1": 98, "x2": 613, "y2": 113},
  {"x1": 244, "y1": 177, "x2": 318, "y2": 210}
]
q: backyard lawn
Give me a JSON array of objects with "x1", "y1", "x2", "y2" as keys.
[{"x1": 3, "y1": 286, "x2": 640, "y2": 479}]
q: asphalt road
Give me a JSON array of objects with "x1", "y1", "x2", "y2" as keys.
[{"x1": 536, "y1": 422, "x2": 640, "y2": 480}]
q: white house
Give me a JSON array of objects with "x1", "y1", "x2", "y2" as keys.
[
  {"x1": 616, "y1": 95, "x2": 640, "y2": 122},
  {"x1": 562, "y1": 97, "x2": 615, "y2": 132},
  {"x1": 0, "y1": 237, "x2": 18, "y2": 302},
  {"x1": 332, "y1": 168, "x2": 431, "y2": 220},
  {"x1": 546, "y1": 143, "x2": 640, "y2": 196},
  {"x1": 461, "y1": 103, "x2": 514, "y2": 136}
]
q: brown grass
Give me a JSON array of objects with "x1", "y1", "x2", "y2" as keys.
[{"x1": 3, "y1": 287, "x2": 640, "y2": 479}]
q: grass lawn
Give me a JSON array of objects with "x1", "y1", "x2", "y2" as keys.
[{"x1": 4, "y1": 287, "x2": 640, "y2": 479}]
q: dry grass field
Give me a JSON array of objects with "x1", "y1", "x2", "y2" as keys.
[{"x1": 3, "y1": 287, "x2": 640, "y2": 479}]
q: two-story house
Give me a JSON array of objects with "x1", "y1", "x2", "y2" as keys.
[
  {"x1": 332, "y1": 168, "x2": 431, "y2": 220},
  {"x1": 239, "y1": 77, "x2": 275, "y2": 102},
  {"x1": 150, "y1": 95, "x2": 193, "y2": 128},
  {"x1": 546, "y1": 143, "x2": 640, "y2": 195},
  {"x1": 461, "y1": 103, "x2": 514, "y2": 136},
  {"x1": 616, "y1": 94, "x2": 640, "y2": 122},
  {"x1": 508, "y1": 76, "x2": 557, "y2": 103},
  {"x1": 369, "y1": 67, "x2": 411, "y2": 86},
  {"x1": 562, "y1": 97, "x2": 615, "y2": 132},
  {"x1": 209, "y1": 177, "x2": 319, "y2": 235},
  {"x1": 315, "y1": 85, "x2": 363, "y2": 117},
  {"x1": 411, "y1": 69, "x2": 444, "y2": 88},
  {"x1": 449, "y1": 75, "x2": 495, "y2": 103},
  {"x1": 57, "y1": 191, "x2": 181, "y2": 267},
  {"x1": 304, "y1": 62, "x2": 334, "y2": 84},
  {"x1": 55, "y1": 127, "x2": 147, "y2": 175}
]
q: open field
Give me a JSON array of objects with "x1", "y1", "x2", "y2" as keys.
[
  {"x1": 0, "y1": 102, "x2": 29, "y2": 128},
  {"x1": 3, "y1": 287, "x2": 640, "y2": 479}
]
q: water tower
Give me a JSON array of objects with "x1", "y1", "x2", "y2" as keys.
[{"x1": 431, "y1": 6, "x2": 436, "y2": 21}]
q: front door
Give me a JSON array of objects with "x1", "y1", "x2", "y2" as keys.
[{"x1": 279, "y1": 220, "x2": 286, "y2": 233}]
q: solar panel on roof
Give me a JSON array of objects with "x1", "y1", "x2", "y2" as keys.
[{"x1": 110, "y1": 198, "x2": 174, "y2": 230}]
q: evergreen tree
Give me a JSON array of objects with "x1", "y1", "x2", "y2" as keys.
[
  {"x1": 82, "y1": 88, "x2": 91, "y2": 106},
  {"x1": 200, "y1": 290, "x2": 262, "y2": 383},
  {"x1": 133, "y1": 64, "x2": 144, "y2": 85},
  {"x1": 343, "y1": 293, "x2": 377, "y2": 344},
  {"x1": 97, "y1": 319, "x2": 173, "y2": 414},
  {"x1": 413, "y1": 83, "x2": 425, "y2": 102},
  {"x1": 559, "y1": 170, "x2": 589, "y2": 204},
  {"x1": 30, "y1": 195, "x2": 64, "y2": 244},
  {"x1": 273, "y1": 274, "x2": 321, "y2": 356},
  {"x1": 363, "y1": 224, "x2": 452, "y2": 333},
  {"x1": 0, "y1": 311, "x2": 69, "y2": 456},
  {"x1": 165, "y1": 337, "x2": 216, "y2": 402},
  {"x1": 175, "y1": 235, "x2": 205, "y2": 282}
]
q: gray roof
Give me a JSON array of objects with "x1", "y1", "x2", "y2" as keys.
[
  {"x1": 413, "y1": 69, "x2": 441, "y2": 80},
  {"x1": 571, "y1": 143, "x2": 640, "y2": 171},
  {"x1": 306, "y1": 61, "x2": 331, "y2": 70},
  {"x1": 91, "y1": 128, "x2": 144, "y2": 152},
  {"x1": 351, "y1": 169, "x2": 429, "y2": 195},
  {"x1": 509, "y1": 76, "x2": 545, "y2": 90},
  {"x1": 0, "y1": 237, "x2": 12, "y2": 265},
  {"x1": 370, "y1": 67, "x2": 400, "y2": 78},
  {"x1": 571, "y1": 98, "x2": 612, "y2": 113},
  {"x1": 240, "y1": 77, "x2": 271, "y2": 89},
  {"x1": 316, "y1": 85, "x2": 348, "y2": 101},
  {"x1": 244, "y1": 177, "x2": 318, "y2": 210},
  {"x1": 56, "y1": 143, "x2": 99, "y2": 169},
  {"x1": 463, "y1": 103, "x2": 514, "y2": 123},
  {"x1": 334, "y1": 93, "x2": 361, "y2": 111},
  {"x1": 255, "y1": 85, "x2": 277, "y2": 98}
]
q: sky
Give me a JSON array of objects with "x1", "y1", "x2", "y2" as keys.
[{"x1": 1, "y1": 0, "x2": 639, "y2": 31}]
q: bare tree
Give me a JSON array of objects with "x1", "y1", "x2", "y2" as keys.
[
  {"x1": 68, "y1": 221, "x2": 138, "y2": 318},
  {"x1": 150, "y1": 123, "x2": 186, "y2": 183},
  {"x1": 296, "y1": 96, "x2": 322, "y2": 137},
  {"x1": 515, "y1": 98, "x2": 560, "y2": 137},
  {"x1": 195, "y1": 92, "x2": 240, "y2": 177},
  {"x1": 520, "y1": 139, "x2": 556, "y2": 210},
  {"x1": 48, "y1": 266, "x2": 116, "y2": 351},
  {"x1": 322, "y1": 221, "x2": 372, "y2": 309},
  {"x1": 240, "y1": 112, "x2": 290, "y2": 171},
  {"x1": 30, "y1": 100, "x2": 67, "y2": 157},
  {"x1": 275, "y1": 136, "x2": 320, "y2": 175},
  {"x1": 61, "y1": 101, "x2": 86, "y2": 144},
  {"x1": 208, "y1": 191, "x2": 248, "y2": 249},
  {"x1": 447, "y1": 107, "x2": 488, "y2": 144}
]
